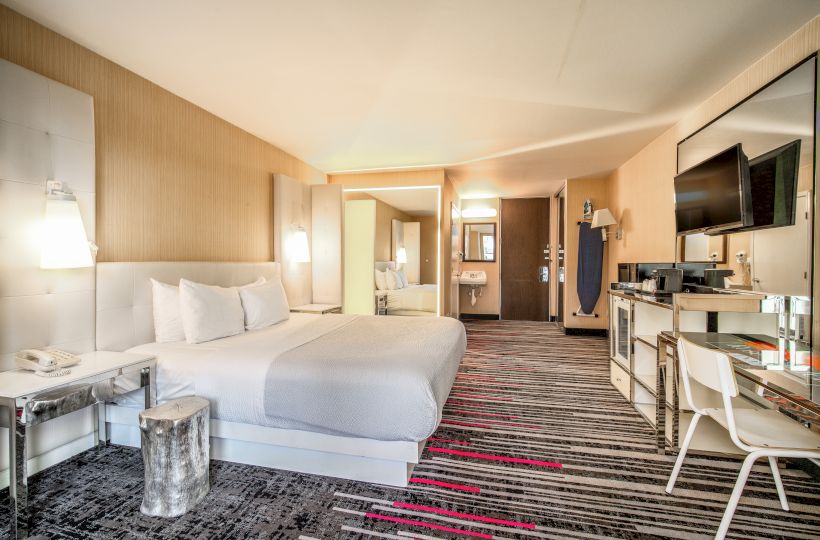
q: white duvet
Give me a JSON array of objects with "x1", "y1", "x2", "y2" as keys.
[
  {"x1": 386, "y1": 284, "x2": 438, "y2": 313},
  {"x1": 116, "y1": 313, "x2": 465, "y2": 442}
]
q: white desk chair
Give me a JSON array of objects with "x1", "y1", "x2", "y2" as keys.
[{"x1": 665, "y1": 337, "x2": 820, "y2": 539}]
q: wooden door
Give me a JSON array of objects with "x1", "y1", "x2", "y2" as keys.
[{"x1": 500, "y1": 198, "x2": 550, "y2": 320}]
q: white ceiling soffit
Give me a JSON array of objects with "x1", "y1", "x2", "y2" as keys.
[
  {"x1": 351, "y1": 187, "x2": 439, "y2": 217},
  {"x1": 5, "y1": 0, "x2": 819, "y2": 197}
]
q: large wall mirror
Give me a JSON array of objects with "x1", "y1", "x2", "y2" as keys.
[
  {"x1": 677, "y1": 55, "x2": 815, "y2": 296},
  {"x1": 676, "y1": 54, "x2": 816, "y2": 349},
  {"x1": 463, "y1": 223, "x2": 496, "y2": 262}
]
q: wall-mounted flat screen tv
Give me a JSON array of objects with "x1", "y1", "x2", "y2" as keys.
[
  {"x1": 674, "y1": 144, "x2": 752, "y2": 236},
  {"x1": 710, "y1": 139, "x2": 801, "y2": 234}
]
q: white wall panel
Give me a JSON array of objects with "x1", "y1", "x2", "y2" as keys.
[
  {"x1": 0, "y1": 294, "x2": 51, "y2": 354},
  {"x1": 47, "y1": 80, "x2": 95, "y2": 143},
  {"x1": 0, "y1": 180, "x2": 48, "y2": 297},
  {"x1": 273, "y1": 173, "x2": 313, "y2": 307},
  {"x1": 0, "y1": 59, "x2": 97, "y2": 480},
  {"x1": 311, "y1": 184, "x2": 342, "y2": 304},
  {"x1": 51, "y1": 136, "x2": 95, "y2": 193},
  {"x1": 0, "y1": 121, "x2": 51, "y2": 185},
  {"x1": 48, "y1": 290, "x2": 95, "y2": 345},
  {"x1": 0, "y1": 59, "x2": 49, "y2": 131}
]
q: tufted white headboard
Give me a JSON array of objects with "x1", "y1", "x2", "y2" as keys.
[{"x1": 96, "y1": 262, "x2": 281, "y2": 351}]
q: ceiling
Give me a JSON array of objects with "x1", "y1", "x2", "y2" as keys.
[
  {"x1": 350, "y1": 187, "x2": 439, "y2": 217},
  {"x1": 5, "y1": 0, "x2": 819, "y2": 197}
]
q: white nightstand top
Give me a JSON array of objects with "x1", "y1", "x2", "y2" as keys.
[
  {"x1": 290, "y1": 303, "x2": 342, "y2": 314},
  {"x1": 0, "y1": 351, "x2": 155, "y2": 399}
]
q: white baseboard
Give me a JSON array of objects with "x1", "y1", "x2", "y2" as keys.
[{"x1": 0, "y1": 432, "x2": 97, "y2": 490}]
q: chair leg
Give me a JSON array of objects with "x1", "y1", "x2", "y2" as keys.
[
  {"x1": 768, "y1": 456, "x2": 789, "y2": 511},
  {"x1": 715, "y1": 452, "x2": 759, "y2": 540},
  {"x1": 665, "y1": 413, "x2": 701, "y2": 494}
]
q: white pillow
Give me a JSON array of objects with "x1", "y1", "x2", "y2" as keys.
[
  {"x1": 179, "y1": 279, "x2": 246, "y2": 344},
  {"x1": 386, "y1": 269, "x2": 403, "y2": 290},
  {"x1": 151, "y1": 278, "x2": 186, "y2": 342},
  {"x1": 374, "y1": 269, "x2": 388, "y2": 291},
  {"x1": 397, "y1": 269, "x2": 409, "y2": 287},
  {"x1": 150, "y1": 276, "x2": 264, "y2": 343},
  {"x1": 239, "y1": 278, "x2": 290, "y2": 330}
]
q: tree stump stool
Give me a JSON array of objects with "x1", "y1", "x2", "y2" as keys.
[{"x1": 139, "y1": 397, "x2": 210, "y2": 517}]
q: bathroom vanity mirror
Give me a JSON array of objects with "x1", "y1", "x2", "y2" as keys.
[
  {"x1": 463, "y1": 223, "x2": 496, "y2": 262},
  {"x1": 676, "y1": 55, "x2": 815, "y2": 300}
]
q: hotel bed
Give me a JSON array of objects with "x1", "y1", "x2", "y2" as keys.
[
  {"x1": 96, "y1": 261, "x2": 465, "y2": 486},
  {"x1": 115, "y1": 312, "x2": 462, "y2": 441},
  {"x1": 384, "y1": 284, "x2": 437, "y2": 315},
  {"x1": 375, "y1": 261, "x2": 438, "y2": 316}
]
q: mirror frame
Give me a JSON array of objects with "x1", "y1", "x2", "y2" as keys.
[
  {"x1": 463, "y1": 222, "x2": 496, "y2": 262},
  {"x1": 679, "y1": 234, "x2": 728, "y2": 263}
]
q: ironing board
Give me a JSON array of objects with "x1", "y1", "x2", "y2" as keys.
[{"x1": 577, "y1": 222, "x2": 604, "y2": 314}]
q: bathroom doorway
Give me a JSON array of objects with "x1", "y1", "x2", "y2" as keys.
[{"x1": 499, "y1": 197, "x2": 550, "y2": 321}]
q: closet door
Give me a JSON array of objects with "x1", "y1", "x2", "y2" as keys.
[
  {"x1": 343, "y1": 200, "x2": 376, "y2": 314},
  {"x1": 403, "y1": 222, "x2": 421, "y2": 284}
]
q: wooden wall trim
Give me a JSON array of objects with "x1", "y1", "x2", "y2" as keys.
[{"x1": 0, "y1": 5, "x2": 325, "y2": 262}]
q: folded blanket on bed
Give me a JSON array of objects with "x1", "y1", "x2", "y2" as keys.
[{"x1": 263, "y1": 315, "x2": 465, "y2": 441}]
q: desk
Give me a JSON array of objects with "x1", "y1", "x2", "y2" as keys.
[
  {"x1": 0, "y1": 351, "x2": 156, "y2": 539},
  {"x1": 657, "y1": 332, "x2": 819, "y2": 455}
]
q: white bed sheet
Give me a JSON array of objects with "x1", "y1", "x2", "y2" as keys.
[
  {"x1": 114, "y1": 313, "x2": 465, "y2": 441},
  {"x1": 386, "y1": 284, "x2": 437, "y2": 313}
]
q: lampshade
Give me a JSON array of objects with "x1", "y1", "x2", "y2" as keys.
[
  {"x1": 591, "y1": 208, "x2": 617, "y2": 228},
  {"x1": 288, "y1": 227, "x2": 311, "y2": 263},
  {"x1": 396, "y1": 247, "x2": 408, "y2": 264},
  {"x1": 40, "y1": 195, "x2": 93, "y2": 269}
]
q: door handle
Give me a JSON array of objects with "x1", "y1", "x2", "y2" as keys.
[{"x1": 539, "y1": 266, "x2": 549, "y2": 283}]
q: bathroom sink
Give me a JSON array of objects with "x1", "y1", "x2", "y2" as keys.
[{"x1": 460, "y1": 270, "x2": 487, "y2": 286}]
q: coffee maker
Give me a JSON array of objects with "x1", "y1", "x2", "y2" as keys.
[
  {"x1": 704, "y1": 268, "x2": 735, "y2": 289},
  {"x1": 651, "y1": 268, "x2": 683, "y2": 294}
]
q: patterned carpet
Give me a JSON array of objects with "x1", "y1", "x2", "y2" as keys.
[{"x1": 1, "y1": 320, "x2": 818, "y2": 539}]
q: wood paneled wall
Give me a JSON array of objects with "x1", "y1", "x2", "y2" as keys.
[
  {"x1": 606, "y1": 16, "x2": 820, "y2": 286},
  {"x1": 0, "y1": 5, "x2": 325, "y2": 262}
]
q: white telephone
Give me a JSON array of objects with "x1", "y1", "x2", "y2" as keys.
[{"x1": 15, "y1": 349, "x2": 81, "y2": 377}]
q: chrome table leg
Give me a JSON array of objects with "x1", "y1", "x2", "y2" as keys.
[
  {"x1": 9, "y1": 400, "x2": 28, "y2": 539},
  {"x1": 96, "y1": 401, "x2": 107, "y2": 448},
  {"x1": 140, "y1": 366, "x2": 155, "y2": 408}
]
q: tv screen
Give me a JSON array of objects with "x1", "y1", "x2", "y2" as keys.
[
  {"x1": 674, "y1": 144, "x2": 752, "y2": 235},
  {"x1": 713, "y1": 139, "x2": 800, "y2": 234}
]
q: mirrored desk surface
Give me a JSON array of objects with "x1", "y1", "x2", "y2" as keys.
[{"x1": 663, "y1": 331, "x2": 819, "y2": 416}]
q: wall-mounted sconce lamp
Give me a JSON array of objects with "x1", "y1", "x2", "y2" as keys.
[
  {"x1": 591, "y1": 208, "x2": 622, "y2": 242},
  {"x1": 461, "y1": 207, "x2": 497, "y2": 219},
  {"x1": 288, "y1": 225, "x2": 311, "y2": 263},
  {"x1": 396, "y1": 247, "x2": 408, "y2": 264},
  {"x1": 40, "y1": 181, "x2": 96, "y2": 269}
]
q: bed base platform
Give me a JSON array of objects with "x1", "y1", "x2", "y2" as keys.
[{"x1": 105, "y1": 404, "x2": 424, "y2": 487}]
